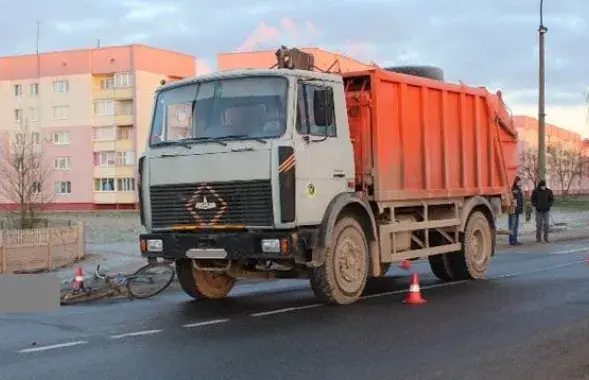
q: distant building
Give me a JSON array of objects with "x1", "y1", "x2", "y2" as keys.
[
  {"x1": 513, "y1": 115, "x2": 589, "y2": 194},
  {"x1": 0, "y1": 44, "x2": 196, "y2": 210}
]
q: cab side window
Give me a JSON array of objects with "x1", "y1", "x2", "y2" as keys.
[{"x1": 296, "y1": 83, "x2": 337, "y2": 137}]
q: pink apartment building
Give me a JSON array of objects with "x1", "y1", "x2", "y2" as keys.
[
  {"x1": 514, "y1": 115, "x2": 589, "y2": 194},
  {"x1": 0, "y1": 44, "x2": 196, "y2": 210}
]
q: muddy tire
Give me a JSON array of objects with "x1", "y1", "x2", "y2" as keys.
[
  {"x1": 175, "y1": 259, "x2": 236, "y2": 300},
  {"x1": 428, "y1": 254, "x2": 454, "y2": 281},
  {"x1": 378, "y1": 263, "x2": 391, "y2": 277},
  {"x1": 310, "y1": 217, "x2": 369, "y2": 305},
  {"x1": 384, "y1": 65, "x2": 444, "y2": 81},
  {"x1": 448, "y1": 211, "x2": 493, "y2": 280}
]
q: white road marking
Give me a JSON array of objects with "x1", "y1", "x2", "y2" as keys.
[
  {"x1": 362, "y1": 280, "x2": 470, "y2": 300},
  {"x1": 109, "y1": 329, "x2": 162, "y2": 339},
  {"x1": 18, "y1": 340, "x2": 89, "y2": 353},
  {"x1": 492, "y1": 260, "x2": 586, "y2": 279},
  {"x1": 550, "y1": 247, "x2": 589, "y2": 255},
  {"x1": 182, "y1": 318, "x2": 230, "y2": 328},
  {"x1": 250, "y1": 304, "x2": 322, "y2": 317}
]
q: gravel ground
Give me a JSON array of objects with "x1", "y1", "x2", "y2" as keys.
[
  {"x1": 1, "y1": 207, "x2": 586, "y2": 247},
  {"x1": 50, "y1": 208, "x2": 589, "y2": 245},
  {"x1": 40, "y1": 211, "x2": 145, "y2": 244}
]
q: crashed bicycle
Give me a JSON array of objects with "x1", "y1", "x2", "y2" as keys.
[{"x1": 59, "y1": 261, "x2": 175, "y2": 305}]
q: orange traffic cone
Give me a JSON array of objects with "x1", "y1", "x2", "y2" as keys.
[
  {"x1": 399, "y1": 259, "x2": 411, "y2": 270},
  {"x1": 403, "y1": 273, "x2": 427, "y2": 304},
  {"x1": 72, "y1": 267, "x2": 84, "y2": 290}
]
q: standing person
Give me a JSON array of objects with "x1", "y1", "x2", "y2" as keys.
[
  {"x1": 531, "y1": 180, "x2": 554, "y2": 243},
  {"x1": 508, "y1": 176, "x2": 524, "y2": 245}
]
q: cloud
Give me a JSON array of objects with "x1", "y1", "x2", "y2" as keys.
[
  {"x1": 122, "y1": 1, "x2": 180, "y2": 22},
  {"x1": 0, "y1": 0, "x2": 587, "y2": 133}
]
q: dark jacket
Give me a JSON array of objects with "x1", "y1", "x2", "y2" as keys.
[
  {"x1": 512, "y1": 186, "x2": 524, "y2": 215},
  {"x1": 531, "y1": 181, "x2": 554, "y2": 212}
]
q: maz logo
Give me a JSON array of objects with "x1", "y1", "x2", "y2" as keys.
[{"x1": 194, "y1": 196, "x2": 217, "y2": 210}]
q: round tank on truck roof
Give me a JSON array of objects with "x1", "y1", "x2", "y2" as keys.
[{"x1": 384, "y1": 65, "x2": 444, "y2": 81}]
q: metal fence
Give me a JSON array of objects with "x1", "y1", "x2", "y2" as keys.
[{"x1": 0, "y1": 223, "x2": 85, "y2": 274}]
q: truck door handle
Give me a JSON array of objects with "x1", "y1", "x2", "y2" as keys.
[{"x1": 333, "y1": 172, "x2": 345, "y2": 178}]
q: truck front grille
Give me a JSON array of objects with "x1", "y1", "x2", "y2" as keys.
[{"x1": 150, "y1": 180, "x2": 273, "y2": 229}]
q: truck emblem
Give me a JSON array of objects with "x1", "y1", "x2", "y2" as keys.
[
  {"x1": 194, "y1": 196, "x2": 217, "y2": 210},
  {"x1": 185, "y1": 184, "x2": 228, "y2": 225}
]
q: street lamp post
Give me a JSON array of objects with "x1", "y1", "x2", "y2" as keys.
[{"x1": 538, "y1": 0, "x2": 548, "y2": 182}]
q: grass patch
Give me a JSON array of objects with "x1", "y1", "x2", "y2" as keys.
[{"x1": 552, "y1": 195, "x2": 589, "y2": 210}]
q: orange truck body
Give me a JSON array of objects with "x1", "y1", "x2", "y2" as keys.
[{"x1": 342, "y1": 68, "x2": 519, "y2": 203}]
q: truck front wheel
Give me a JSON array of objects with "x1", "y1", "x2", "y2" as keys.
[
  {"x1": 176, "y1": 259, "x2": 236, "y2": 300},
  {"x1": 310, "y1": 217, "x2": 369, "y2": 305},
  {"x1": 449, "y1": 211, "x2": 493, "y2": 280}
]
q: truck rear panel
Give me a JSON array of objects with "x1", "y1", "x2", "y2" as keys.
[{"x1": 343, "y1": 68, "x2": 519, "y2": 202}]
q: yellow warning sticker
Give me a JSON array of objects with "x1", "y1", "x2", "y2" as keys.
[{"x1": 306, "y1": 182, "x2": 316, "y2": 198}]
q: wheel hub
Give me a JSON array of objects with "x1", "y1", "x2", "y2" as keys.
[
  {"x1": 469, "y1": 228, "x2": 488, "y2": 270},
  {"x1": 336, "y1": 236, "x2": 363, "y2": 293}
]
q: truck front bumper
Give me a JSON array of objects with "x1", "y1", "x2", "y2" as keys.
[{"x1": 139, "y1": 230, "x2": 308, "y2": 261}]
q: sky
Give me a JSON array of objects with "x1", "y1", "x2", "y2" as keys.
[{"x1": 0, "y1": 0, "x2": 588, "y2": 136}]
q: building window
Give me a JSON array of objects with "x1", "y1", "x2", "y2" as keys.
[
  {"x1": 52, "y1": 131, "x2": 70, "y2": 145},
  {"x1": 15, "y1": 133, "x2": 24, "y2": 146},
  {"x1": 117, "y1": 178, "x2": 136, "y2": 191},
  {"x1": 93, "y1": 100, "x2": 115, "y2": 116},
  {"x1": 94, "y1": 177, "x2": 115, "y2": 191},
  {"x1": 30, "y1": 108, "x2": 38, "y2": 122},
  {"x1": 54, "y1": 157, "x2": 71, "y2": 170},
  {"x1": 114, "y1": 72, "x2": 132, "y2": 88},
  {"x1": 94, "y1": 151, "x2": 116, "y2": 166},
  {"x1": 53, "y1": 105, "x2": 69, "y2": 120},
  {"x1": 54, "y1": 181, "x2": 72, "y2": 195},
  {"x1": 116, "y1": 151, "x2": 135, "y2": 166},
  {"x1": 93, "y1": 126, "x2": 115, "y2": 141},
  {"x1": 53, "y1": 80, "x2": 69, "y2": 93},
  {"x1": 100, "y1": 77, "x2": 114, "y2": 90},
  {"x1": 14, "y1": 84, "x2": 22, "y2": 97},
  {"x1": 14, "y1": 109, "x2": 23, "y2": 122},
  {"x1": 30, "y1": 83, "x2": 39, "y2": 96},
  {"x1": 116, "y1": 100, "x2": 133, "y2": 115},
  {"x1": 32, "y1": 132, "x2": 40, "y2": 145},
  {"x1": 32, "y1": 182, "x2": 41, "y2": 194},
  {"x1": 117, "y1": 125, "x2": 132, "y2": 140}
]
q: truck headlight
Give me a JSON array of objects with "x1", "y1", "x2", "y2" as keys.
[
  {"x1": 261, "y1": 239, "x2": 281, "y2": 253},
  {"x1": 147, "y1": 239, "x2": 163, "y2": 252}
]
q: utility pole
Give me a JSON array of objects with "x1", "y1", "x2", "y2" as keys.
[{"x1": 537, "y1": 0, "x2": 548, "y2": 182}]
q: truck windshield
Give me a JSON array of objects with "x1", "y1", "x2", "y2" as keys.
[{"x1": 149, "y1": 76, "x2": 288, "y2": 145}]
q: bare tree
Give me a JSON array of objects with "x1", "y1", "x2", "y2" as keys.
[
  {"x1": 547, "y1": 143, "x2": 584, "y2": 195},
  {"x1": 0, "y1": 121, "x2": 53, "y2": 229},
  {"x1": 519, "y1": 146, "x2": 539, "y2": 188}
]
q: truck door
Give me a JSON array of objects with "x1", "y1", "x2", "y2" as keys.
[{"x1": 293, "y1": 81, "x2": 354, "y2": 225}]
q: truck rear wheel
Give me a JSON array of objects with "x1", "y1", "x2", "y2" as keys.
[
  {"x1": 428, "y1": 254, "x2": 455, "y2": 281},
  {"x1": 427, "y1": 233, "x2": 456, "y2": 281},
  {"x1": 310, "y1": 217, "x2": 369, "y2": 305},
  {"x1": 175, "y1": 259, "x2": 236, "y2": 300},
  {"x1": 449, "y1": 211, "x2": 493, "y2": 280}
]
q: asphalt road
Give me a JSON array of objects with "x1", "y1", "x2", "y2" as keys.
[{"x1": 2, "y1": 240, "x2": 589, "y2": 380}]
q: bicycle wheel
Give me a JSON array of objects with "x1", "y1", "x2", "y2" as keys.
[
  {"x1": 60, "y1": 288, "x2": 116, "y2": 305},
  {"x1": 126, "y1": 262, "x2": 175, "y2": 299}
]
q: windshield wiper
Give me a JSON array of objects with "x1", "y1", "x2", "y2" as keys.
[
  {"x1": 219, "y1": 134, "x2": 267, "y2": 144},
  {"x1": 182, "y1": 137, "x2": 227, "y2": 146}
]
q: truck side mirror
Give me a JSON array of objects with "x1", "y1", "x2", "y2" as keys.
[{"x1": 313, "y1": 88, "x2": 334, "y2": 127}]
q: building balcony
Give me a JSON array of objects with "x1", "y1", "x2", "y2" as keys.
[
  {"x1": 92, "y1": 86, "x2": 134, "y2": 100},
  {"x1": 115, "y1": 114, "x2": 133, "y2": 125},
  {"x1": 92, "y1": 139, "x2": 134, "y2": 152},
  {"x1": 91, "y1": 114, "x2": 134, "y2": 127},
  {"x1": 93, "y1": 191, "x2": 137, "y2": 204},
  {"x1": 93, "y1": 165, "x2": 136, "y2": 178}
]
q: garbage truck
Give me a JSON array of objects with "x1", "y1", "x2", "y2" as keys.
[{"x1": 138, "y1": 46, "x2": 519, "y2": 305}]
